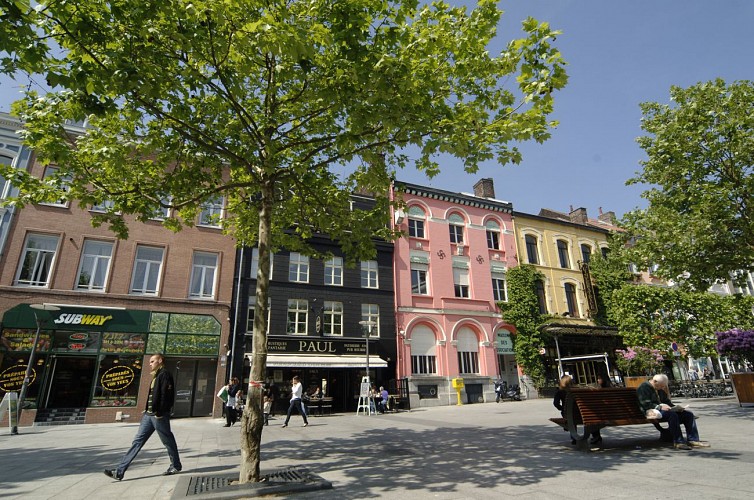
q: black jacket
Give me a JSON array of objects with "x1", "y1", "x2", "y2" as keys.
[{"x1": 148, "y1": 368, "x2": 176, "y2": 416}]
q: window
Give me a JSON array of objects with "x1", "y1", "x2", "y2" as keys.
[
  {"x1": 535, "y1": 279, "x2": 547, "y2": 314},
  {"x1": 410, "y1": 326, "x2": 437, "y2": 375},
  {"x1": 189, "y1": 251, "x2": 218, "y2": 299},
  {"x1": 198, "y1": 196, "x2": 224, "y2": 227},
  {"x1": 325, "y1": 257, "x2": 343, "y2": 286},
  {"x1": 407, "y1": 205, "x2": 426, "y2": 238},
  {"x1": 76, "y1": 240, "x2": 113, "y2": 291},
  {"x1": 249, "y1": 247, "x2": 273, "y2": 279},
  {"x1": 288, "y1": 252, "x2": 309, "y2": 283},
  {"x1": 448, "y1": 213, "x2": 464, "y2": 244},
  {"x1": 39, "y1": 166, "x2": 70, "y2": 207},
  {"x1": 486, "y1": 220, "x2": 501, "y2": 249},
  {"x1": 16, "y1": 233, "x2": 59, "y2": 287},
  {"x1": 150, "y1": 197, "x2": 171, "y2": 220},
  {"x1": 1, "y1": 154, "x2": 13, "y2": 199},
  {"x1": 564, "y1": 283, "x2": 578, "y2": 317},
  {"x1": 457, "y1": 328, "x2": 479, "y2": 374},
  {"x1": 557, "y1": 240, "x2": 570, "y2": 268},
  {"x1": 323, "y1": 301, "x2": 343, "y2": 336},
  {"x1": 411, "y1": 263, "x2": 428, "y2": 295},
  {"x1": 580, "y1": 244, "x2": 592, "y2": 264},
  {"x1": 246, "y1": 297, "x2": 270, "y2": 334},
  {"x1": 453, "y1": 267, "x2": 469, "y2": 298},
  {"x1": 491, "y1": 271, "x2": 507, "y2": 302},
  {"x1": 525, "y1": 235, "x2": 539, "y2": 264},
  {"x1": 286, "y1": 299, "x2": 308, "y2": 335},
  {"x1": 361, "y1": 304, "x2": 380, "y2": 337},
  {"x1": 601, "y1": 247, "x2": 609, "y2": 259},
  {"x1": 360, "y1": 260, "x2": 378, "y2": 288},
  {"x1": 131, "y1": 245, "x2": 164, "y2": 295},
  {"x1": 90, "y1": 200, "x2": 115, "y2": 213}
]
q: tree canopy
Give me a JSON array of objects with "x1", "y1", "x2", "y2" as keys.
[
  {"x1": 0, "y1": 0, "x2": 567, "y2": 482},
  {"x1": 623, "y1": 79, "x2": 754, "y2": 290}
]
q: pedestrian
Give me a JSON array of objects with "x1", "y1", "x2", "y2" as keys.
[
  {"x1": 282, "y1": 375, "x2": 309, "y2": 428},
  {"x1": 104, "y1": 354, "x2": 182, "y2": 480},
  {"x1": 224, "y1": 377, "x2": 241, "y2": 427}
]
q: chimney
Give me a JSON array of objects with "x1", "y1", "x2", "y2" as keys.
[
  {"x1": 569, "y1": 207, "x2": 588, "y2": 224},
  {"x1": 473, "y1": 178, "x2": 495, "y2": 199},
  {"x1": 598, "y1": 210, "x2": 616, "y2": 224}
]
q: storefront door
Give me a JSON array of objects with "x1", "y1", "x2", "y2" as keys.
[
  {"x1": 44, "y1": 356, "x2": 96, "y2": 408},
  {"x1": 167, "y1": 358, "x2": 216, "y2": 418}
]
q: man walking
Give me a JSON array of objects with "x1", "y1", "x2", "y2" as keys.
[
  {"x1": 104, "y1": 354, "x2": 182, "y2": 480},
  {"x1": 282, "y1": 375, "x2": 308, "y2": 428}
]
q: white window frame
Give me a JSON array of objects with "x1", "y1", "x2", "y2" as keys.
[
  {"x1": 361, "y1": 260, "x2": 379, "y2": 289},
  {"x1": 361, "y1": 304, "x2": 380, "y2": 337},
  {"x1": 198, "y1": 195, "x2": 224, "y2": 227},
  {"x1": 189, "y1": 251, "x2": 218, "y2": 299},
  {"x1": 15, "y1": 233, "x2": 59, "y2": 287},
  {"x1": 407, "y1": 205, "x2": 426, "y2": 238},
  {"x1": 491, "y1": 271, "x2": 507, "y2": 302},
  {"x1": 288, "y1": 252, "x2": 309, "y2": 283},
  {"x1": 410, "y1": 263, "x2": 429, "y2": 295},
  {"x1": 76, "y1": 239, "x2": 114, "y2": 292},
  {"x1": 457, "y1": 329, "x2": 480, "y2": 374},
  {"x1": 453, "y1": 267, "x2": 470, "y2": 298},
  {"x1": 448, "y1": 213, "x2": 465, "y2": 244},
  {"x1": 323, "y1": 301, "x2": 343, "y2": 336},
  {"x1": 130, "y1": 245, "x2": 164, "y2": 295},
  {"x1": 150, "y1": 197, "x2": 172, "y2": 220},
  {"x1": 286, "y1": 299, "x2": 308, "y2": 335},
  {"x1": 325, "y1": 256, "x2": 343, "y2": 286},
  {"x1": 89, "y1": 199, "x2": 116, "y2": 213},
  {"x1": 39, "y1": 166, "x2": 71, "y2": 207}
]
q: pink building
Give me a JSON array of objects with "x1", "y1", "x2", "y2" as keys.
[{"x1": 392, "y1": 179, "x2": 519, "y2": 407}]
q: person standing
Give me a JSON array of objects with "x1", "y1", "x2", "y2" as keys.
[
  {"x1": 282, "y1": 376, "x2": 308, "y2": 428},
  {"x1": 104, "y1": 354, "x2": 182, "y2": 480},
  {"x1": 224, "y1": 377, "x2": 241, "y2": 427}
]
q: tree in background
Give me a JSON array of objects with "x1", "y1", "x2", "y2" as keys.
[
  {"x1": 623, "y1": 79, "x2": 754, "y2": 291},
  {"x1": 0, "y1": 0, "x2": 567, "y2": 482},
  {"x1": 499, "y1": 264, "x2": 550, "y2": 388}
]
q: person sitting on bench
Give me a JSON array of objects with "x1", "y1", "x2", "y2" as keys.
[{"x1": 637, "y1": 374, "x2": 710, "y2": 450}]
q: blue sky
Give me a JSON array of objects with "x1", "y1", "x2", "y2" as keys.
[{"x1": 1, "y1": 1, "x2": 752, "y2": 218}]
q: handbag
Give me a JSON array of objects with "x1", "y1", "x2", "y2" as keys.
[{"x1": 217, "y1": 386, "x2": 228, "y2": 403}]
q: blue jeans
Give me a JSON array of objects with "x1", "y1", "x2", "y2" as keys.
[
  {"x1": 660, "y1": 409, "x2": 700, "y2": 443},
  {"x1": 284, "y1": 399, "x2": 308, "y2": 425},
  {"x1": 116, "y1": 413, "x2": 182, "y2": 476}
]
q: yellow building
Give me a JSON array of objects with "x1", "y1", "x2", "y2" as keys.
[{"x1": 512, "y1": 207, "x2": 622, "y2": 390}]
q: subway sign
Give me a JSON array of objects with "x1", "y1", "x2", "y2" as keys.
[{"x1": 53, "y1": 313, "x2": 113, "y2": 326}]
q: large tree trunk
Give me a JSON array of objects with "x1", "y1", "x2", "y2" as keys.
[{"x1": 239, "y1": 181, "x2": 273, "y2": 483}]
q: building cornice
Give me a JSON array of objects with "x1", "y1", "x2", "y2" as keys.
[{"x1": 395, "y1": 181, "x2": 513, "y2": 214}]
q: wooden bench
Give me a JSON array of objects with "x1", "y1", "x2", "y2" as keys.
[{"x1": 549, "y1": 387, "x2": 672, "y2": 451}]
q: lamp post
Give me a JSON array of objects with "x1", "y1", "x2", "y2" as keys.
[
  {"x1": 359, "y1": 320, "x2": 376, "y2": 414},
  {"x1": 12, "y1": 304, "x2": 60, "y2": 435}
]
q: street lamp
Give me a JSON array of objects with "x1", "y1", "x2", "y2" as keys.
[
  {"x1": 12, "y1": 304, "x2": 60, "y2": 435},
  {"x1": 359, "y1": 320, "x2": 376, "y2": 414}
]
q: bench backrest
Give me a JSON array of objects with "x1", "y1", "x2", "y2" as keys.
[{"x1": 568, "y1": 387, "x2": 645, "y2": 425}]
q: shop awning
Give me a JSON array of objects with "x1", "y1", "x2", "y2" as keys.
[{"x1": 249, "y1": 354, "x2": 388, "y2": 368}]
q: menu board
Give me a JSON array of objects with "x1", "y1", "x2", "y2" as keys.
[
  {"x1": 52, "y1": 331, "x2": 100, "y2": 353},
  {"x1": 0, "y1": 329, "x2": 52, "y2": 352},
  {"x1": 101, "y1": 333, "x2": 146, "y2": 354}
]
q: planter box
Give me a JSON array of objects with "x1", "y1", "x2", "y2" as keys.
[
  {"x1": 730, "y1": 372, "x2": 754, "y2": 407},
  {"x1": 623, "y1": 376, "x2": 649, "y2": 389}
]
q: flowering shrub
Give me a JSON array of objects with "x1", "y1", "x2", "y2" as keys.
[
  {"x1": 615, "y1": 346, "x2": 664, "y2": 376},
  {"x1": 716, "y1": 329, "x2": 754, "y2": 367}
]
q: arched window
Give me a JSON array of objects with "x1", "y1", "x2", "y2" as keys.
[
  {"x1": 525, "y1": 235, "x2": 539, "y2": 264},
  {"x1": 408, "y1": 205, "x2": 426, "y2": 238},
  {"x1": 485, "y1": 220, "x2": 501, "y2": 250},
  {"x1": 448, "y1": 213, "x2": 465, "y2": 244},
  {"x1": 564, "y1": 283, "x2": 578, "y2": 317},
  {"x1": 457, "y1": 328, "x2": 479, "y2": 374},
  {"x1": 410, "y1": 325, "x2": 437, "y2": 374}
]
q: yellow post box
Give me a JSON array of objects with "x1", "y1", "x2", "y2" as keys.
[{"x1": 451, "y1": 378, "x2": 464, "y2": 405}]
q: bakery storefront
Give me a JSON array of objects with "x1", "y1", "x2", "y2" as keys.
[
  {"x1": 0, "y1": 304, "x2": 222, "y2": 425},
  {"x1": 246, "y1": 336, "x2": 390, "y2": 414}
]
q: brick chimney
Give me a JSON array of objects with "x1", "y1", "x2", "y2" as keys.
[
  {"x1": 598, "y1": 208, "x2": 616, "y2": 224},
  {"x1": 473, "y1": 178, "x2": 495, "y2": 198},
  {"x1": 569, "y1": 207, "x2": 588, "y2": 224}
]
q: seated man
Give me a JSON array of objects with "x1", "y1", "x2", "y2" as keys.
[{"x1": 637, "y1": 373, "x2": 710, "y2": 450}]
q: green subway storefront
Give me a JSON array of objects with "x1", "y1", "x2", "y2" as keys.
[{"x1": 0, "y1": 304, "x2": 223, "y2": 424}]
